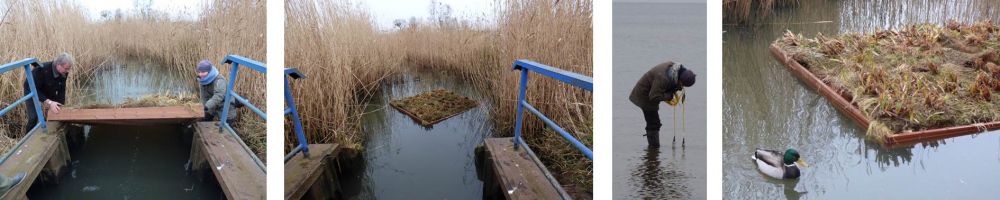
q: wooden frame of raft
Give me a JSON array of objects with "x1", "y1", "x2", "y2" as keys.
[
  {"x1": 769, "y1": 44, "x2": 1000, "y2": 147},
  {"x1": 388, "y1": 90, "x2": 478, "y2": 127}
]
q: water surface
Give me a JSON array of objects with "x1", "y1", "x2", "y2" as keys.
[
  {"x1": 724, "y1": 1, "x2": 1000, "y2": 199},
  {"x1": 341, "y1": 70, "x2": 496, "y2": 199},
  {"x1": 75, "y1": 58, "x2": 194, "y2": 105},
  {"x1": 613, "y1": 2, "x2": 707, "y2": 199},
  {"x1": 27, "y1": 125, "x2": 222, "y2": 199}
]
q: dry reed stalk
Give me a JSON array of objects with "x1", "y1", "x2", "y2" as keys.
[
  {"x1": 723, "y1": 0, "x2": 800, "y2": 24},
  {"x1": 285, "y1": 0, "x2": 592, "y2": 196}
]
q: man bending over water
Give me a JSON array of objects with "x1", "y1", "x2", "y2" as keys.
[{"x1": 629, "y1": 61, "x2": 696, "y2": 147}]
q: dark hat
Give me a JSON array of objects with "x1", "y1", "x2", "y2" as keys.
[{"x1": 678, "y1": 65, "x2": 696, "y2": 87}]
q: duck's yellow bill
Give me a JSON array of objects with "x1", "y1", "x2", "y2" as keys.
[{"x1": 796, "y1": 159, "x2": 809, "y2": 168}]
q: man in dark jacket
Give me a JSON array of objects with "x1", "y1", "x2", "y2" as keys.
[
  {"x1": 629, "y1": 61, "x2": 696, "y2": 147},
  {"x1": 23, "y1": 53, "x2": 73, "y2": 134},
  {"x1": 196, "y1": 60, "x2": 237, "y2": 123}
]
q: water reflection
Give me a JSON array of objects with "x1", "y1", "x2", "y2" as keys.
[
  {"x1": 340, "y1": 69, "x2": 496, "y2": 199},
  {"x1": 724, "y1": 0, "x2": 1000, "y2": 199},
  {"x1": 75, "y1": 58, "x2": 194, "y2": 105},
  {"x1": 628, "y1": 147, "x2": 690, "y2": 199}
]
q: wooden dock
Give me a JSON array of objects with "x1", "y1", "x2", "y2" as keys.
[
  {"x1": 0, "y1": 122, "x2": 70, "y2": 200},
  {"x1": 284, "y1": 144, "x2": 342, "y2": 200},
  {"x1": 190, "y1": 122, "x2": 265, "y2": 200},
  {"x1": 477, "y1": 137, "x2": 568, "y2": 200},
  {"x1": 47, "y1": 105, "x2": 203, "y2": 126}
]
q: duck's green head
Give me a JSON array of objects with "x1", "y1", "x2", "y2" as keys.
[{"x1": 783, "y1": 149, "x2": 801, "y2": 165}]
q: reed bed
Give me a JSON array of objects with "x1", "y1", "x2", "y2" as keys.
[
  {"x1": 0, "y1": 0, "x2": 265, "y2": 156},
  {"x1": 286, "y1": 0, "x2": 592, "y2": 196},
  {"x1": 723, "y1": 0, "x2": 800, "y2": 24},
  {"x1": 775, "y1": 20, "x2": 1000, "y2": 141}
]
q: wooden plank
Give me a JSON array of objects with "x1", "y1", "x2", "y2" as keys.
[
  {"x1": 770, "y1": 44, "x2": 871, "y2": 128},
  {"x1": 483, "y1": 138, "x2": 564, "y2": 200},
  {"x1": 194, "y1": 122, "x2": 265, "y2": 200},
  {"x1": 48, "y1": 105, "x2": 203, "y2": 125},
  {"x1": 0, "y1": 122, "x2": 66, "y2": 200},
  {"x1": 284, "y1": 143, "x2": 339, "y2": 200},
  {"x1": 887, "y1": 122, "x2": 1000, "y2": 147},
  {"x1": 770, "y1": 44, "x2": 1000, "y2": 146}
]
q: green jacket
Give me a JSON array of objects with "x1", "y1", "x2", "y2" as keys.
[
  {"x1": 200, "y1": 76, "x2": 237, "y2": 121},
  {"x1": 629, "y1": 61, "x2": 681, "y2": 110}
]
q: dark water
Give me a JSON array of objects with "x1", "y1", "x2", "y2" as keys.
[
  {"x1": 75, "y1": 58, "x2": 194, "y2": 105},
  {"x1": 613, "y1": 2, "x2": 707, "y2": 200},
  {"x1": 26, "y1": 125, "x2": 222, "y2": 199},
  {"x1": 724, "y1": 1, "x2": 1000, "y2": 199},
  {"x1": 341, "y1": 70, "x2": 496, "y2": 199},
  {"x1": 25, "y1": 58, "x2": 219, "y2": 199}
]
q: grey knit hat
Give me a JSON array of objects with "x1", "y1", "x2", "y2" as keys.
[{"x1": 196, "y1": 60, "x2": 213, "y2": 72}]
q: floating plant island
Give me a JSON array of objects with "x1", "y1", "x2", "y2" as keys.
[
  {"x1": 389, "y1": 89, "x2": 478, "y2": 127},
  {"x1": 771, "y1": 20, "x2": 1000, "y2": 146}
]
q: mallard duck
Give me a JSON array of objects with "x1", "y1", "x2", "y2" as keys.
[{"x1": 752, "y1": 148, "x2": 807, "y2": 179}]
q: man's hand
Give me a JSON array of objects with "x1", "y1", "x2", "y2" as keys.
[{"x1": 46, "y1": 100, "x2": 62, "y2": 113}]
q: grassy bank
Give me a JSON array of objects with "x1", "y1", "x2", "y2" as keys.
[
  {"x1": 775, "y1": 20, "x2": 1000, "y2": 141},
  {"x1": 285, "y1": 0, "x2": 593, "y2": 196},
  {"x1": 0, "y1": 0, "x2": 265, "y2": 157}
]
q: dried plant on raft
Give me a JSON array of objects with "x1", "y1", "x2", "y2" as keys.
[{"x1": 775, "y1": 20, "x2": 1000, "y2": 140}]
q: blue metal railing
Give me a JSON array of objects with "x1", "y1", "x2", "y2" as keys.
[
  {"x1": 283, "y1": 68, "x2": 309, "y2": 162},
  {"x1": 512, "y1": 59, "x2": 593, "y2": 160},
  {"x1": 0, "y1": 58, "x2": 47, "y2": 164},
  {"x1": 217, "y1": 55, "x2": 266, "y2": 171}
]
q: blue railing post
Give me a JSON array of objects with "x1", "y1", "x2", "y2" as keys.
[
  {"x1": 0, "y1": 58, "x2": 48, "y2": 167},
  {"x1": 0, "y1": 58, "x2": 46, "y2": 131},
  {"x1": 510, "y1": 59, "x2": 593, "y2": 160},
  {"x1": 284, "y1": 68, "x2": 309, "y2": 161},
  {"x1": 217, "y1": 55, "x2": 267, "y2": 172},
  {"x1": 283, "y1": 68, "x2": 311, "y2": 162},
  {"x1": 219, "y1": 61, "x2": 240, "y2": 130},
  {"x1": 513, "y1": 69, "x2": 529, "y2": 149},
  {"x1": 24, "y1": 63, "x2": 46, "y2": 130}
]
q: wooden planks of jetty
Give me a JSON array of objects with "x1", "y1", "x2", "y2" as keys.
[
  {"x1": 770, "y1": 44, "x2": 1000, "y2": 147},
  {"x1": 284, "y1": 143, "x2": 342, "y2": 200},
  {"x1": 477, "y1": 138, "x2": 569, "y2": 200},
  {"x1": 47, "y1": 105, "x2": 203, "y2": 125},
  {"x1": 190, "y1": 122, "x2": 265, "y2": 200},
  {"x1": 0, "y1": 122, "x2": 70, "y2": 200}
]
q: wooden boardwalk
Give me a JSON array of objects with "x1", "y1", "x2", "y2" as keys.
[
  {"x1": 191, "y1": 122, "x2": 265, "y2": 200},
  {"x1": 284, "y1": 144, "x2": 341, "y2": 200},
  {"x1": 0, "y1": 122, "x2": 70, "y2": 200},
  {"x1": 48, "y1": 105, "x2": 203, "y2": 125},
  {"x1": 479, "y1": 137, "x2": 568, "y2": 200}
]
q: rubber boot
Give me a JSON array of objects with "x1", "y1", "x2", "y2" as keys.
[{"x1": 646, "y1": 130, "x2": 660, "y2": 148}]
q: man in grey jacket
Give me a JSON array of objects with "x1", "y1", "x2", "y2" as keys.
[
  {"x1": 196, "y1": 60, "x2": 237, "y2": 123},
  {"x1": 629, "y1": 61, "x2": 696, "y2": 147}
]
